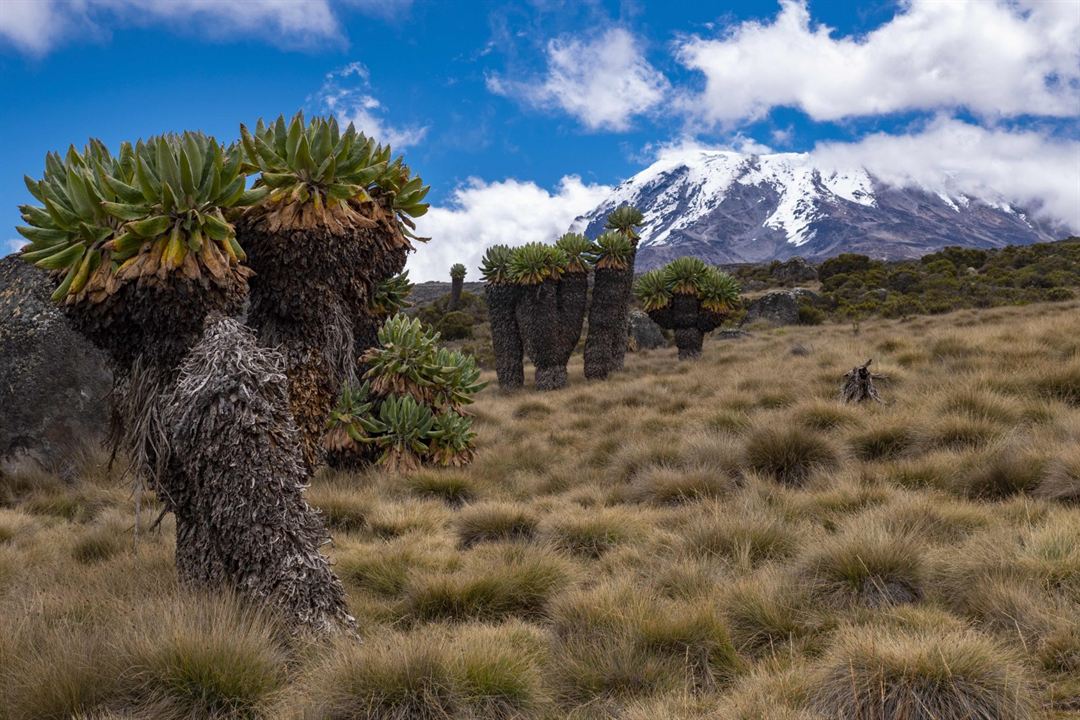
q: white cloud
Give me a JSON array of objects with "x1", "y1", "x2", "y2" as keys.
[
  {"x1": 0, "y1": 0, "x2": 413, "y2": 54},
  {"x1": 489, "y1": 28, "x2": 670, "y2": 132},
  {"x1": 315, "y1": 63, "x2": 428, "y2": 149},
  {"x1": 4, "y1": 239, "x2": 27, "y2": 256},
  {"x1": 676, "y1": 0, "x2": 1080, "y2": 126},
  {"x1": 407, "y1": 176, "x2": 612, "y2": 282},
  {"x1": 811, "y1": 117, "x2": 1080, "y2": 232}
]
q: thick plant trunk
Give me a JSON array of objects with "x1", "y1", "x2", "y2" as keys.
[
  {"x1": 165, "y1": 317, "x2": 355, "y2": 636},
  {"x1": 584, "y1": 266, "x2": 625, "y2": 380},
  {"x1": 450, "y1": 277, "x2": 463, "y2": 310},
  {"x1": 555, "y1": 271, "x2": 589, "y2": 365},
  {"x1": 518, "y1": 279, "x2": 563, "y2": 391},
  {"x1": 486, "y1": 284, "x2": 524, "y2": 390},
  {"x1": 239, "y1": 220, "x2": 394, "y2": 471},
  {"x1": 608, "y1": 247, "x2": 637, "y2": 373},
  {"x1": 674, "y1": 328, "x2": 704, "y2": 359}
]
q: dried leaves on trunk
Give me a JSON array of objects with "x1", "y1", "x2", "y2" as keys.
[
  {"x1": 165, "y1": 317, "x2": 355, "y2": 636},
  {"x1": 841, "y1": 359, "x2": 887, "y2": 404}
]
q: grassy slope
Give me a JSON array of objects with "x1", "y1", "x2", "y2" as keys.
[{"x1": 2, "y1": 301, "x2": 1079, "y2": 719}]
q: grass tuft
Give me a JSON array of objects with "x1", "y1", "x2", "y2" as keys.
[{"x1": 742, "y1": 427, "x2": 839, "y2": 486}]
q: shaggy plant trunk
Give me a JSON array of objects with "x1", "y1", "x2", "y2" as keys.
[
  {"x1": 518, "y1": 279, "x2": 564, "y2": 390},
  {"x1": 449, "y1": 276, "x2": 463, "y2": 311},
  {"x1": 607, "y1": 246, "x2": 637, "y2": 373},
  {"x1": 584, "y1": 266, "x2": 626, "y2": 380},
  {"x1": 674, "y1": 327, "x2": 704, "y2": 359},
  {"x1": 239, "y1": 218, "x2": 405, "y2": 470},
  {"x1": 165, "y1": 317, "x2": 355, "y2": 636},
  {"x1": 841, "y1": 359, "x2": 886, "y2": 403},
  {"x1": 485, "y1": 283, "x2": 524, "y2": 390},
  {"x1": 554, "y1": 271, "x2": 589, "y2": 373}
]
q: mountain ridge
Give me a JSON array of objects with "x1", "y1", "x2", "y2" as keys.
[{"x1": 570, "y1": 149, "x2": 1066, "y2": 271}]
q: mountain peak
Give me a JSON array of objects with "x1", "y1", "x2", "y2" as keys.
[{"x1": 571, "y1": 149, "x2": 1061, "y2": 269}]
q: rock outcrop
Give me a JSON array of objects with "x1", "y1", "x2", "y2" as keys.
[
  {"x1": 627, "y1": 309, "x2": 667, "y2": 351},
  {"x1": 0, "y1": 255, "x2": 111, "y2": 472},
  {"x1": 741, "y1": 288, "x2": 824, "y2": 327}
]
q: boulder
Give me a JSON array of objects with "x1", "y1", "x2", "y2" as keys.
[
  {"x1": 0, "y1": 255, "x2": 111, "y2": 473},
  {"x1": 740, "y1": 288, "x2": 823, "y2": 327},
  {"x1": 627, "y1": 309, "x2": 667, "y2": 351},
  {"x1": 770, "y1": 257, "x2": 818, "y2": 285}
]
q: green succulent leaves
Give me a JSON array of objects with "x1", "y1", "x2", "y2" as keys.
[
  {"x1": 589, "y1": 231, "x2": 634, "y2": 271},
  {"x1": 19, "y1": 134, "x2": 262, "y2": 302},
  {"x1": 555, "y1": 233, "x2": 594, "y2": 274},
  {"x1": 480, "y1": 245, "x2": 515, "y2": 284},
  {"x1": 634, "y1": 269, "x2": 673, "y2": 311},
  {"x1": 634, "y1": 257, "x2": 743, "y2": 314},
  {"x1": 449, "y1": 263, "x2": 467, "y2": 280},
  {"x1": 369, "y1": 271, "x2": 413, "y2": 317},
  {"x1": 509, "y1": 243, "x2": 568, "y2": 285},
  {"x1": 605, "y1": 205, "x2": 645, "y2": 241},
  {"x1": 329, "y1": 313, "x2": 484, "y2": 469},
  {"x1": 240, "y1": 112, "x2": 429, "y2": 237}
]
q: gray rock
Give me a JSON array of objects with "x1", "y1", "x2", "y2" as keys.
[
  {"x1": 0, "y1": 255, "x2": 111, "y2": 473},
  {"x1": 740, "y1": 288, "x2": 823, "y2": 327},
  {"x1": 770, "y1": 257, "x2": 818, "y2": 284},
  {"x1": 627, "y1": 309, "x2": 667, "y2": 351}
]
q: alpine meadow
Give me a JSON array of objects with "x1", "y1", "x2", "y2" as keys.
[{"x1": 1, "y1": 2, "x2": 1079, "y2": 720}]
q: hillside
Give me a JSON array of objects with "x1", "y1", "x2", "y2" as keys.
[
  {"x1": 571, "y1": 148, "x2": 1068, "y2": 270},
  {"x1": 2, "y1": 299, "x2": 1078, "y2": 718}
]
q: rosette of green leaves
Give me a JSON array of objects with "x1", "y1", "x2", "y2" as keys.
[
  {"x1": 587, "y1": 231, "x2": 634, "y2": 271},
  {"x1": 326, "y1": 381, "x2": 378, "y2": 442},
  {"x1": 240, "y1": 112, "x2": 429, "y2": 237},
  {"x1": 449, "y1": 263, "x2": 466, "y2": 280},
  {"x1": 479, "y1": 244, "x2": 515, "y2": 284},
  {"x1": 555, "y1": 232, "x2": 594, "y2": 274},
  {"x1": 369, "y1": 271, "x2": 413, "y2": 317},
  {"x1": 430, "y1": 347, "x2": 486, "y2": 409},
  {"x1": 509, "y1": 243, "x2": 568, "y2": 285},
  {"x1": 363, "y1": 314, "x2": 440, "y2": 397},
  {"x1": 605, "y1": 204, "x2": 645, "y2": 241},
  {"x1": 363, "y1": 394, "x2": 434, "y2": 466},
  {"x1": 664, "y1": 257, "x2": 711, "y2": 295},
  {"x1": 427, "y1": 410, "x2": 476, "y2": 466},
  {"x1": 698, "y1": 268, "x2": 742, "y2": 313},
  {"x1": 634, "y1": 269, "x2": 672, "y2": 311},
  {"x1": 20, "y1": 134, "x2": 260, "y2": 301}
]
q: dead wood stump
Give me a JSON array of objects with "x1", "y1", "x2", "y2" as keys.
[{"x1": 841, "y1": 359, "x2": 886, "y2": 404}]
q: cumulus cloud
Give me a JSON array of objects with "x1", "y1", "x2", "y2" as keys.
[
  {"x1": 315, "y1": 63, "x2": 428, "y2": 148},
  {"x1": 812, "y1": 117, "x2": 1080, "y2": 231},
  {"x1": 407, "y1": 176, "x2": 612, "y2": 281},
  {"x1": 3, "y1": 239, "x2": 26, "y2": 256},
  {"x1": 676, "y1": 0, "x2": 1080, "y2": 126},
  {"x1": 0, "y1": 0, "x2": 411, "y2": 54},
  {"x1": 488, "y1": 28, "x2": 670, "y2": 132}
]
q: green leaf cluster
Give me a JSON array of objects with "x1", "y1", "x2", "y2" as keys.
[
  {"x1": 479, "y1": 245, "x2": 515, "y2": 284},
  {"x1": 369, "y1": 271, "x2": 413, "y2": 317},
  {"x1": 605, "y1": 204, "x2": 645, "y2": 241},
  {"x1": 634, "y1": 257, "x2": 742, "y2": 313},
  {"x1": 588, "y1": 231, "x2": 634, "y2": 271},
  {"x1": 555, "y1": 233, "x2": 594, "y2": 274},
  {"x1": 450, "y1": 263, "x2": 467, "y2": 280},
  {"x1": 508, "y1": 242, "x2": 569, "y2": 285}
]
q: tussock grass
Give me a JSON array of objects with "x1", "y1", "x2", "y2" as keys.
[
  {"x1": 4, "y1": 300, "x2": 1080, "y2": 718},
  {"x1": 742, "y1": 426, "x2": 839, "y2": 486},
  {"x1": 796, "y1": 519, "x2": 926, "y2": 608},
  {"x1": 811, "y1": 625, "x2": 1037, "y2": 720}
]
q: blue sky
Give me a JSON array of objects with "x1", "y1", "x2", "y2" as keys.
[{"x1": 2, "y1": 0, "x2": 1078, "y2": 279}]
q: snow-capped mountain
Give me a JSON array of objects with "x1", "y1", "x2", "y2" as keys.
[{"x1": 570, "y1": 148, "x2": 1066, "y2": 270}]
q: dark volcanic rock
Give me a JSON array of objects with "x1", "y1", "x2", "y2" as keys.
[
  {"x1": 741, "y1": 288, "x2": 822, "y2": 327},
  {"x1": 770, "y1": 257, "x2": 818, "y2": 284},
  {"x1": 0, "y1": 255, "x2": 111, "y2": 472},
  {"x1": 627, "y1": 309, "x2": 667, "y2": 351}
]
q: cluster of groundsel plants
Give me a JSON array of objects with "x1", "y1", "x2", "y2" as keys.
[
  {"x1": 19, "y1": 134, "x2": 264, "y2": 302},
  {"x1": 635, "y1": 257, "x2": 741, "y2": 359},
  {"x1": 368, "y1": 271, "x2": 413, "y2": 318},
  {"x1": 240, "y1": 112, "x2": 429, "y2": 237},
  {"x1": 325, "y1": 314, "x2": 485, "y2": 471}
]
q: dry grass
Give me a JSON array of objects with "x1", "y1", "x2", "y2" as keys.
[{"x1": 2, "y1": 300, "x2": 1079, "y2": 717}]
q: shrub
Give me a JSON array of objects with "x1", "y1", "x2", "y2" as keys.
[
  {"x1": 811, "y1": 625, "x2": 1037, "y2": 720},
  {"x1": 437, "y1": 310, "x2": 475, "y2": 340},
  {"x1": 742, "y1": 427, "x2": 839, "y2": 485}
]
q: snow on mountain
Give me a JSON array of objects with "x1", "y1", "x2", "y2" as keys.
[{"x1": 570, "y1": 149, "x2": 1064, "y2": 270}]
